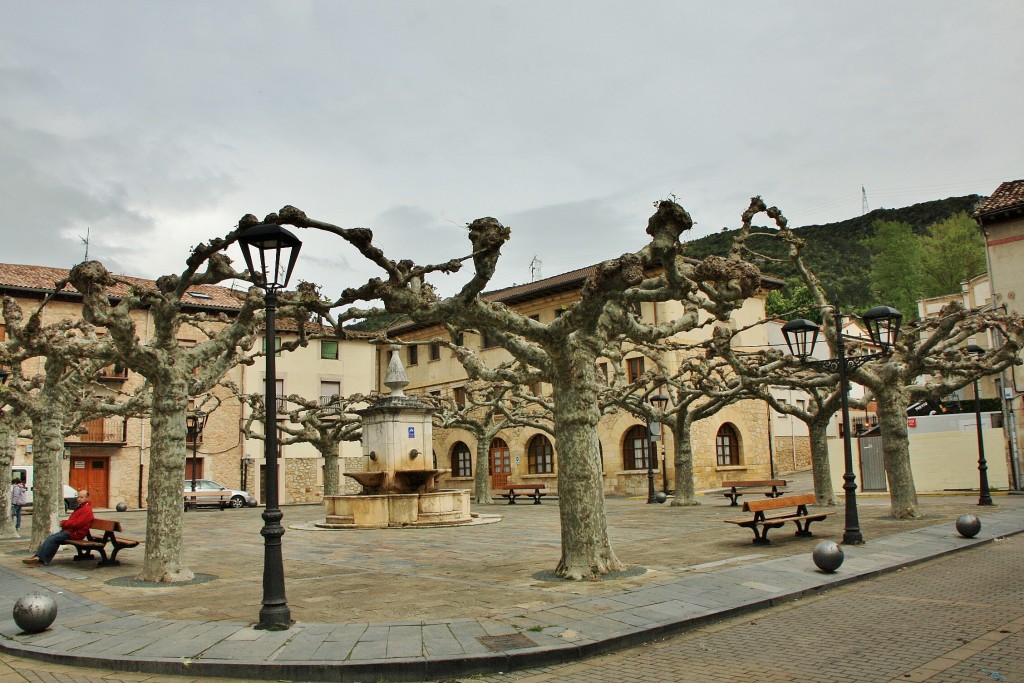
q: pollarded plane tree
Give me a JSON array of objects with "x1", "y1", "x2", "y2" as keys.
[
  {"x1": 237, "y1": 384, "x2": 372, "y2": 497},
  {"x1": 66, "y1": 231, "x2": 317, "y2": 582},
  {"x1": 425, "y1": 342, "x2": 554, "y2": 504},
  {"x1": 713, "y1": 325, "x2": 842, "y2": 505},
  {"x1": 0, "y1": 292, "x2": 144, "y2": 549},
  {"x1": 269, "y1": 198, "x2": 765, "y2": 579},
  {"x1": 762, "y1": 201, "x2": 1024, "y2": 518},
  {"x1": 0, "y1": 375, "x2": 29, "y2": 539},
  {"x1": 603, "y1": 329, "x2": 752, "y2": 506}
]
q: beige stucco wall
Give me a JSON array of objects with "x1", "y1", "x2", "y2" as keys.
[
  {"x1": 827, "y1": 428, "x2": 1010, "y2": 493},
  {"x1": 241, "y1": 334, "x2": 377, "y2": 504}
]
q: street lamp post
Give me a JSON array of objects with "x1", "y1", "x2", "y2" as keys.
[
  {"x1": 185, "y1": 409, "x2": 208, "y2": 500},
  {"x1": 238, "y1": 222, "x2": 302, "y2": 631},
  {"x1": 646, "y1": 394, "x2": 669, "y2": 504},
  {"x1": 782, "y1": 304, "x2": 902, "y2": 545},
  {"x1": 966, "y1": 344, "x2": 994, "y2": 506}
]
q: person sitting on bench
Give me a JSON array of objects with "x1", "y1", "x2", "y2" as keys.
[{"x1": 23, "y1": 490, "x2": 94, "y2": 567}]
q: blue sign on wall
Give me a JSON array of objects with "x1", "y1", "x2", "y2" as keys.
[{"x1": 408, "y1": 427, "x2": 415, "y2": 438}]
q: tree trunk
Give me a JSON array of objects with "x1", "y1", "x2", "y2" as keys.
[
  {"x1": 876, "y1": 382, "x2": 920, "y2": 518},
  {"x1": 670, "y1": 412, "x2": 699, "y2": 506},
  {"x1": 141, "y1": 379, "x2": 195, "y2": 582},
  {"x1": 29, "y1": 408, "x2": 65, "y2": 552},
  {"x1": 321, "y1": 442, "x2": 340, "y2": 496},
  {"x1": 551, "y1": 349, "x2": 624, "y2": 579},
  {"x1": 473, "y1": 437, "x2": 493, "y2": 504},
  {"x1": 0, "y1": 423, "x2": 18, "y2": 538},
  {"x1": 808, "y1": 419, "x2": 837, "y2": 506}
]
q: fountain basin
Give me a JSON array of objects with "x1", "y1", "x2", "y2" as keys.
[{"x1": 318, "y1": 489, "x2": 472, "y2": 529}]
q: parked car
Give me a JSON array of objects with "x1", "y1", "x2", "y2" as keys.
[
  {"x1": 63, "y1": 485, "x2": 78, "y2": 512},
  {"x1": 11, "y1": 466, "x2": 79, "y2": 511},
  {"x1": 183, "y1": 479, "x2": 257, "y2": 509}
]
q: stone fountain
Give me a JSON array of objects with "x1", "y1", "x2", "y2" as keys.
[{"x1": 318, "y1": 346, "x2": 472, "y2": 528}]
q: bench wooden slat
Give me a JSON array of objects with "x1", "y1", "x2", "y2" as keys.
[
  {"x1": 722, "y1": 479, "x2": 787, "y2": 488},
  {"x1": 743, "y1": 493, "x2": 816, "y2": 513},
  {"x1": 62, "y1": 517, "x2": 141, "y2": 567}
]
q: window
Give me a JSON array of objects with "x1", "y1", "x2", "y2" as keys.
[
  {"x1": 626, "y1": 357, "x2": 645, "y2": 383},
  {"x1": 262, "y1": 337, "x2": 283, "y2": 357},
  {"x1": 597, "y1": 362, "x2": 608, "y2": 383},
  {"x1": 622, "y1": 425, "x2": 652, "y2": 470},
  {"x1": 429, "y1": 342, "x2": 441, "y2": 361},
  {"x1": 530, "y1": 382, "x2": 543, "y2": 396},
  {"x1": 631, "y1": 301, "x2": 643, "y2": 318},
  {"x1": 529, "y1": 314, "x2": 540, "y2": 322},
  {"x1": 716, "y1": 423, "x2": 741, "y2": 466},
  {"x1": 454, "y1": 331, "x2": 465, "y2": 346},
  {"x1": 451, "y1": 442, "x2": 472, "y2": 477},
  {"x1": 320, "y1": 340, "x2": 339, "y2": 360},
  {"x1": 453, "y1": 386, "x2": 466, "y2": 407},
  {"x1": 481, "y1": 330, "x2": 498, "y2": 349},
  {"x1": 319, "y1": 381, "x2": 341, "y2": 411},
  {"x1": 527, "y1": 435, "x2": 554, "y2": 474},
  {"x1": 265, "y1": 379, "x2": 285, "y2": 413},
  {"x1": 407, "y1": 345, "x2": 419, "y2": 366}
]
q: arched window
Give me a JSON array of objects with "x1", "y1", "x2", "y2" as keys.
[
  {"x1": 622, "y1": 425, "x2": 651, "y2": 470},
  {"x1": 450, "y1": 441, "x2": 472, "y2": 477},
  {"x1": 527, "y1": 435, "x2": 554, "y2": 474},
  {"x1": 716, "y1": 423, "x2": 741, "y2": 466}
]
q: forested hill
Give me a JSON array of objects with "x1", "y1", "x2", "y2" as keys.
[{"x1": 681, "y1": 195, "x2": 982, "y2": 310}]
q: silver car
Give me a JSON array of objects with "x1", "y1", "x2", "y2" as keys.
[{"x1": 183, "y1": 479, "x2": 257, "y2": 509}]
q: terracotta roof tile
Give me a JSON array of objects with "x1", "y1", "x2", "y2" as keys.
[
  {"x1": 974, "y1": 180, "x2": 1024, "y2": 223},
  {"x1": 0, "y1": 263, "x2": 245, "y2": 311}
]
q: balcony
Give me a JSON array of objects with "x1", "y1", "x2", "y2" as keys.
[
  {"x1": 319, "y1": 395, "x2": 341, "y2": 415},
  {"x1": 96, "y1": 364, "x2": 129, "y2": 382},
  {"x1": 66, "y1": 417, "x2": 127, "y2": 446}
]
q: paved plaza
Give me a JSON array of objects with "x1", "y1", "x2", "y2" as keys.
[{"x1": 0, "y1": 480, "x2": 1021, "y2": 682}]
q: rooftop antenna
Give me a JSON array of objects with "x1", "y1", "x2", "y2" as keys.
[
  {"x1": 529, "y1": 255, "x2": 542, "y2": 282},
  {"x1": 861, "y1": 186, "x2": 869, "y2": 215},
  {"x1": 79, "y1": 227, "x2": 90, "y2": 260}
]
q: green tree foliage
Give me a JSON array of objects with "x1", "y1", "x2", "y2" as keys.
[
  {"x1": 765, "y1": 282, "x2": 822, "y2": 322},
  {"x1": 919, "y1": 212, "x2": 986, "y2": 297},
  {"x1": 861, "y1": 220, "x2": 923, "y2": 319},
  {"x1": 683, "y1": 195, "x2": 980, "y2": 309}
]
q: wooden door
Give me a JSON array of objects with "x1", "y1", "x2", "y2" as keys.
[
  {"x1": 489, "y1": 439, "x2": 511, "y2": 489},
  {"x1": 185, "y1": 458, "x2": 204, "y2": 483},
  {"x1": 69, "y1": 457, "x2": 109, "y2": 508}
]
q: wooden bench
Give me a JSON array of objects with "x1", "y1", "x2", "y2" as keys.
[
  {"x1": 499, "y1": 485, "x2": 547, "y2": 505},
  {"x1": 64, "y1": 518, "x2": 141, "y2": 566},
  {"x1": 721, "y1": 479, "x2": 787, "y2": 506},
  {"x1": 184, "y1": 490, "x2": 230, "y2": 511},
  {"x1": 724, "y1": 493, "x2": 831, "y2": 544}
]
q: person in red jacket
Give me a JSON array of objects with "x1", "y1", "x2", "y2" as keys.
[{"x1": 22, "y1": 490, "x2": 94, "y2": 567}]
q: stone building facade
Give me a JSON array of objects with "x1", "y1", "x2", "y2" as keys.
[
  {"x1": 386, "y1": 263, "x2": 780, "y2": 496},
  {"x1": 0, "y1": 263, "x2": 246, "y2": 510}
]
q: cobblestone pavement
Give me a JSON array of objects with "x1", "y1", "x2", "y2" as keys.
[
  {"x1": 0, "y1": 480, "x2": 1020, "y2": 682},
  {"x1": 3, "y1": 532, "x2": 1018, "y2": 683}
]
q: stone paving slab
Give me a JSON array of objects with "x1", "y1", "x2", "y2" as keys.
[{"x1": 0, "y1": 492, "x2": 1021, "y2": 681}]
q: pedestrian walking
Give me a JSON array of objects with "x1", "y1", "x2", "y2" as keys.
[{"x1": 11, "y1": 476, "x2": 27, "y2": 536}]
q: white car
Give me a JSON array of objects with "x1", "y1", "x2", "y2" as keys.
[{"x1": 183, "y1": 479, "x2": 257, "y2": 509}]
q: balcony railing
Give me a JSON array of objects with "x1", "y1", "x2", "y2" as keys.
[
  {"x1": 97, "y1": 365, "x2": 129, "y2": 382},
  {"x1": 66, "y1": 417, "x2": 127, "y2": 445},
  {"x1": 319, "y1": 395, "x2": 340, "y2": 414}
]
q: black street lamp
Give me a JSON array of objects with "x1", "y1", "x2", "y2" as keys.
[
  {"x1": 782, "y1": 304, "x2": 902, "y2": 545},
  {"x1": 238, "y1": 222, "x2": 301, "y2": 631},
  {"x1": 185, "y1": 409, "x2": 208, "y2": 499},
  {"x1": 966, "y1": 344, "x2": 994, "y2": 506},
  {"x1": 646, "y1": 394, "x2": 669, "y2": 504}
]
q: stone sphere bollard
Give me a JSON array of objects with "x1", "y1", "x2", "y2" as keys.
[
  {"x1": 955, "y1": 513, "x2": 981, "y2": 538},
  {"x1": 115, "y1": 502, "x2": 128, "y2": 512},
  {"x1": 812, "y1": 540, "x2": 844, "y2": 573},
  {"x1": 654, "y1": 492, "x2": 668, "y2": 504},
  {"x1": 13, "y1": 592, "x2": 58, "y2": 633}
]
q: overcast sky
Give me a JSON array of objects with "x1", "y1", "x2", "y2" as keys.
[{"x1": 2, "y1": 2, "x2": 1021, "y2": 298}]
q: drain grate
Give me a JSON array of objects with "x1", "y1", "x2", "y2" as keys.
[{"x1": 477, "y1": 633, "x2": 538, "y2": 651}]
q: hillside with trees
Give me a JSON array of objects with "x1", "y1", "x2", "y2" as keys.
[{"x1": 682, "y1": 195, "x2": 983, "y2": 314}]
